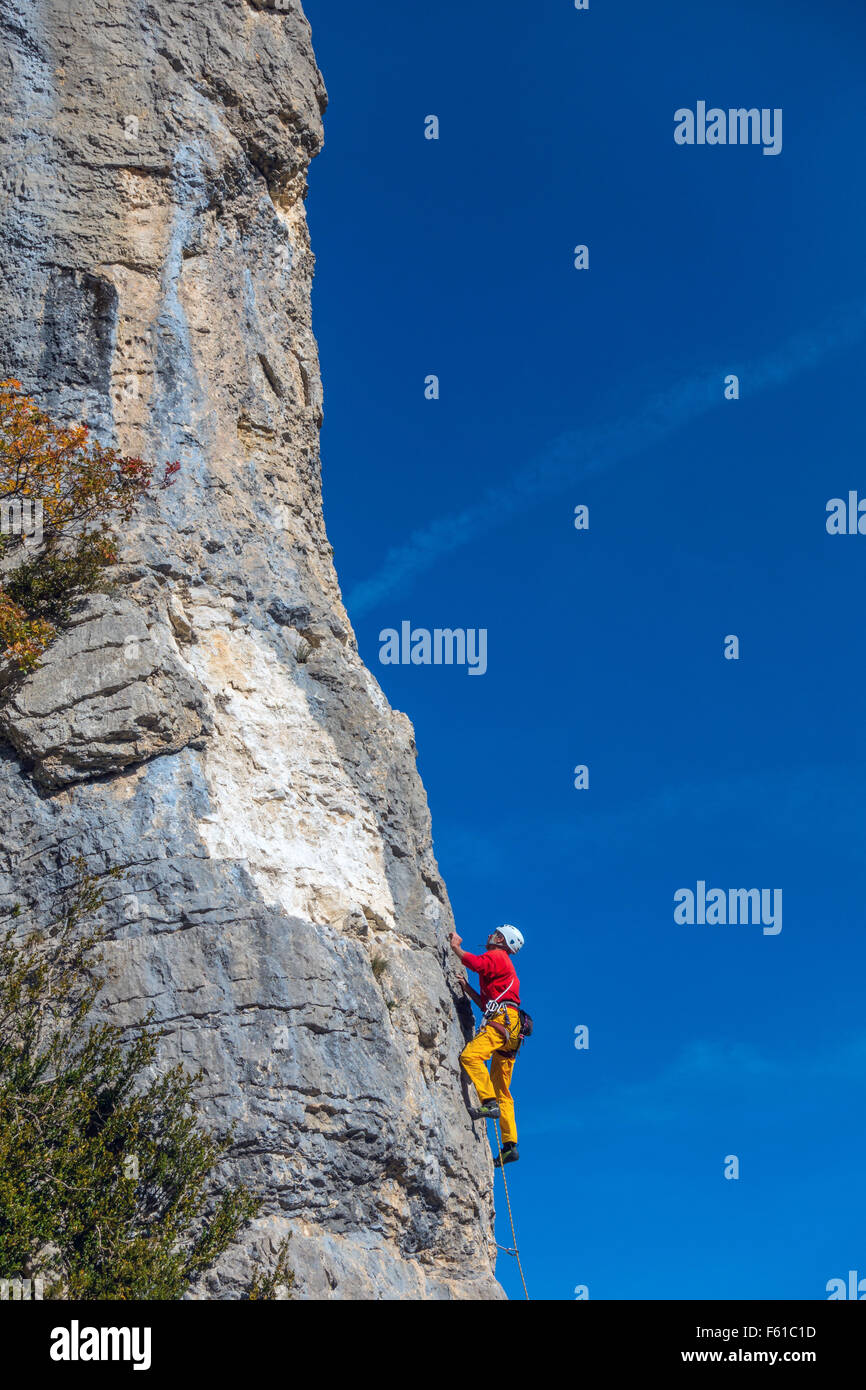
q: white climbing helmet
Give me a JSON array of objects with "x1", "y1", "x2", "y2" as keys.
[{"x1": 496, "y1": 923, "x2": 524, "y2": 955}]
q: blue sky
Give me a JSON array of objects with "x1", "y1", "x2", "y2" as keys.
[{"x1": 302, "y1": 0, "x2": 866, "y2": 1299}]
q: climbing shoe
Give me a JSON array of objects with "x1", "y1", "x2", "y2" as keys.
[
  {"x1": 493, "y1": 1143, "x2": 519, "y2": 1168},
  {"x1": 476, "y1": 1100, "x2": 500, "y2": 1119}
]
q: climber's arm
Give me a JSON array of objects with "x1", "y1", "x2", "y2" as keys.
[
  {"x1": 459, "y1": 978, "x2": 484, "y2": 1007},
  {"x1": 449, "y1": 931, "x2": 468, "y2": 963},
  {"x1": 450, "y1": 934, "x2": 488, "y2": 1006}
]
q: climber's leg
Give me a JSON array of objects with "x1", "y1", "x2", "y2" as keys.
[
  {"x1": 490, "y1": 1050, "x2": 517, "y2": 1146},
  {"x1": 459, "y1": 1026, "x2": 499, "y2": 1106}
]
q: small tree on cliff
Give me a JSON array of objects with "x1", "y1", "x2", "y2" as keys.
[
  {"x1": 0, "y1": 378, "x2": 179, "y2": 672},
  {"x1": 0, "y1": 865, "x2": 292, "y2": 1299}
]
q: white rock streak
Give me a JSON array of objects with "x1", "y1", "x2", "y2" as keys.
[{"x1": 188, "y1": 601, "x2": 397, "y2": 930}]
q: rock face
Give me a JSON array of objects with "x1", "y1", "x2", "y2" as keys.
[
  {"x1": 0, "y1": 0, "x2": 502, "y2": 1298},
  {"x1": 0, "y1": 593, "x2": 211, "y2": 788}
]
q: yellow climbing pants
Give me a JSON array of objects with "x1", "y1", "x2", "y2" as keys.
[{"x1": 460, "y1": 1006, "x2": 521, "y2": 1146}]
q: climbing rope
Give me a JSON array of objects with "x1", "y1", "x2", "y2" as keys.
[{"x1": 493, "y1": 1118, "x2": 530, "y2": 1301}]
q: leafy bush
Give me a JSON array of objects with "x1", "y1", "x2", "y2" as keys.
[
  {"x1": 0, "y1": 379, "x2": 179, "y2": 671},
  {"x1": 0, "y1": 864, "x2": 290, "y2": 1299}
]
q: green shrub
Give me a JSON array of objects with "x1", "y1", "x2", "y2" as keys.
[{"x1": 0, "y1": 863, "x2": 289, "y2": 1299}]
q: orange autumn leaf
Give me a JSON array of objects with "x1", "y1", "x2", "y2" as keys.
[{"x1": 0, "y1": 380, "x2": 179, "y2": 673}]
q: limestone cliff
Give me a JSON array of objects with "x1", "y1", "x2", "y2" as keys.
[{"x1": 0, "y1": 0, "x2": 502, "y2": 1299}]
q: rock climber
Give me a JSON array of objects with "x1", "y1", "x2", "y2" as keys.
[{"x1": 450, "y1": 924, "x2": 525, "y2": 1168}]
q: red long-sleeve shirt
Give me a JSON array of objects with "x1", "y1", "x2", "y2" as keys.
[{"x1": 462, "y1": 948, "x2": 520, "y2": 1008}]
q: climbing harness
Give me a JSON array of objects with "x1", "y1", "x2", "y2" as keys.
[
  {"x1": 481, "y1": 981, "x2": 533, "y2": 1055},
  {"x1": 482, "y1": 978, "x2": 519, "y2": 1018},
  {"x1": 481, "y1": 999, "x2": 533, "y2": 1056}
]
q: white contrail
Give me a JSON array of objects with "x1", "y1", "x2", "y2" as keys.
[{"x1": 347, "y1": 297, "x2": 866, "y2": 616}]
